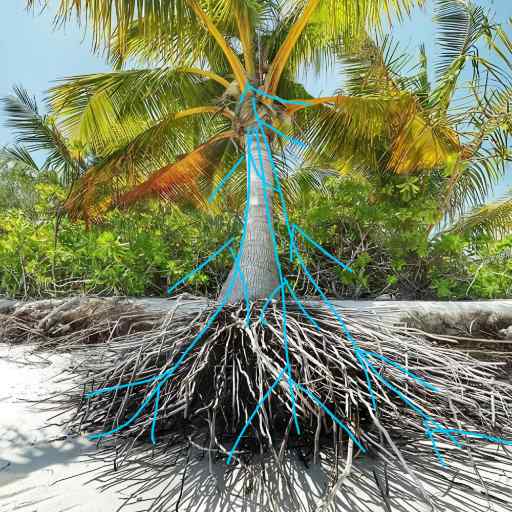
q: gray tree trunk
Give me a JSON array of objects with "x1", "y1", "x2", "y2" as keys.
[{"x1": 219, "y1": 130, "x2": 280, "y2": 302}]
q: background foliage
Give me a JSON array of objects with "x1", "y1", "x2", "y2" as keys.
[{"x1": 1, "y1": 152, "x2": 510, "y2": 300}]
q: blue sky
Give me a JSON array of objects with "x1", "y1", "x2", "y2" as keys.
[{"x1": 1, "y1": 1, "x2": 510, "y2": 195}]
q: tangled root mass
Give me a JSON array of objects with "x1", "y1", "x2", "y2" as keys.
[{"x1": 44, "y1": 301, "x2": 512, "y2": 511}]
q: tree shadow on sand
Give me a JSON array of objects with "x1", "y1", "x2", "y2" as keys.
[
  {"x1": 0, "y1": 426, "x2": 91, "y2": 488},
  {"x1": 71, "y1": 437, "x2": 512, "y2": 512}
]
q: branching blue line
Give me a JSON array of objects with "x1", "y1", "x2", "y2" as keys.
[
  {"x1": 86, "y1": 374, "x2": 166, "y2": 398},
  {"x1": 366, "y1": 359, "x2": 428, "y2": 417},
  {"x1": 239, "y1": 83, "x2": 251, "y2": 104},
  {"x1": 88, "y1": 287, "x2": 235, "y2": 441},
  {"x1": 151, "y1": 385, "x2": 161, "y2": 444},
  {"x1": 259, "y1": 282, "x2": 285, "y2": 325},
  {"x1": 249, "y1": 85, "x2": 312, "y2": 106},
  {"x1": 294, "y1": 383, "x2": 366, "y2": 453},
  {"x1": 254, "y1": 114, "x2": 295, "y2": 262},
  {"x1": 250, "y1": 125, "x2": 300, "y2": 434},
  {"x1": 293, "y1": 251, "x2": 378, "y2": 411},
  {"x1": 246, "y1": 126, "x2": 276, "y2": 191},
  {"x1": 285, "y1": 281, "x2": 321, "y2": 331},
  {"x1": 87, "y1": 131, "x2": 256, "y2": 443},
  {"x1": 425, "y1": 427, "x2": 447, "y2": 466},
  {"x1": 227, "y1": 368, "x2": 286, "y2": 464},
  {"x1": 282, "y1": 278, "x2": 300, "y2": 434},
  {"x1": 260, "y1": 120, "x2": 308, "y2": 149},
  {"x1": 88, "y1": 382, "x2": 160, "y2": 441},
  {"x1": 290, "y1": 224, "x2": 297, "y2": 261},
  {"x1": 293, "y1": 225, "x2": 353, "y2": 273},
  {"x1": 427, "y1": 419, "x2": 512, "y2": 449},
  {"x1": 208, "y1": 155, "x2": 244, "y2": 203},
  {"x1": 365, "y1": 351, "x2": 440, "y2": 393},
  {"x1": 426, "y1": 419, "x2": 464, "y2": 449},
  {"x1": 84, "y1": 83, "x2": 512, "y2": 470},
  {"x1": 167, "y1": 238, "x2": 235, "y2": 295}
]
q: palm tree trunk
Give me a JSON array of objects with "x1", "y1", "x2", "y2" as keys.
[{"x1": 219, "y1": 130, "x2": 280, "y2": 302}]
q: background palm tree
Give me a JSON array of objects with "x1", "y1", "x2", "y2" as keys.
[
  {"x1": 314, "y1": 0, "x2": 512, "y2": 240},
  {"x1": 24, "y1": 0, "x2": 465, "y2": 302}
]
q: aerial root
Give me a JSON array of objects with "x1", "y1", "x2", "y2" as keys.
[{"x1": 42, "y1": 301, "x2": 512, "y2": 511}]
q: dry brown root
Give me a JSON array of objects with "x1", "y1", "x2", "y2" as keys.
[
  {"x1": 0, "y1": 296, "x2": 164, "y2": 347},
  {"x1": 42, "y1": 302, "x2": 512, "y2": 511}
]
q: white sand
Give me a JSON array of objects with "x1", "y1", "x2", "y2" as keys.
[
  {"x1": 0, "y1": 344, "x2": 126, "y2": 511},
  {"x1": 1, "y1": 342, "x2": 511, "y2": 512}
]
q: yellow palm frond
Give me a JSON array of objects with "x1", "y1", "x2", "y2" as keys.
[
  {"x1": 115, "y1": 133, "x2": 233, "y2": 208},
  {"x1": 265, "y1": 0, "x2": 320, "y2": 94},
  {"x1": 187, "y1": 0, "x2": 247, "y2": 87},
  {"x1": 291, "y1": 92, "x2": 460, "y2": 174},
  {"x1": 265, "y1": 0, "x2": 424, "y2": 94},
  {"x1": 388, "y1": 114, "x2": 460, "y2": 174}
]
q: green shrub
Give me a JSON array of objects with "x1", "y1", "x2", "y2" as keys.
[{"x1": 0, "y1": 167, "x2": 510, "y2": 300}]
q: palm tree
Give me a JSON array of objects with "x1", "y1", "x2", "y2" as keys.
[
  {"x1": 11, "y1": 5, "x2": 512, "y2": 506},
  {"x1": 25, "y1": 0, "x2": 463, "y2": 302}
]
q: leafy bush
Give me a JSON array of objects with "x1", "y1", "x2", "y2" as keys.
[{"x1": 0, "y1": 166, "x2": 510, "y2": 300}]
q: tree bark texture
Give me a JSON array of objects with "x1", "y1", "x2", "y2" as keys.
[{"x1": 219, "y1": 130, "x2": 280, "y2": 302}]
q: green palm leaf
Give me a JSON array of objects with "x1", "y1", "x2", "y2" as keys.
[{"x1": 450, "y1": 193, "x2": 512, "y2": 238}]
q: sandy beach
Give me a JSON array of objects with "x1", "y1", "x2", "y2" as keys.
[{"x1": 2, "y1": 339, "x2": 511, "y2": 512}]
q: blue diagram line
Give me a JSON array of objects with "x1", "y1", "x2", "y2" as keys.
[
  {"x1": 259, "y1": 282, "x2": 285, "y2": 325},
  {"x1": 208, "y1": 155, "x2": 244, "y2": 203},
  {"x1": 151, "y1": 385, "x2": 161, "y2": 444},
  {"x1": 425, "y1": 426, "x2": 446, "y2": 466},
  {"x1": 88, "y1": 282, "x2": 237, "y2": 441},
  {"x1": 167, "y1": 237, "x2": 235, "y2": 295},
  {"x1": 294, "y1": 382, "x2": 366, "y2": 453},
  {"x1": 365, "y1": 351, "x2": 440, "y2": 393},
  {"x1": 282, "y1": 279, "x2": 300, "y2": 434},
  {"x1": 86, "y1": 374, "x2": 166, "y2": 398},
  {"x1": 293, "y1": 250, "x2": 378, "y2": 411},
  {"x1": 253, "y1": 108, "x2": 295, "y2": 262},
  {"x1": 248, "y1": 85, "x2": 312, "y2": 107},
  {"x1": 290, "y1": 224, "x2": 297, "y2": 261},
  {"x1": 285, "y1": 281, "x2": 321, "y2": 331},
  {"x1": 293, "y1": 225, "x2": 353, "y2": 273},
  {"x1": 227, "y1": 367, "x2": 287, "y2": 464},
  {"x1": 366, "y1": 359, "x2": 431, "y2": 418},
  {"x1": 425, "y1": 419, "x2": 464, "y2": 450},
  {"x1": 87, "y1": 126, "x2": 257, "y2": 443},
  {"x1": 259, "y1": 119, "x2": 308, "y2": 149},
  {"x1": 84, "y1": 83, "x2": 512, "y2": 469},
  {"x1": 239, "y1": 83, "x2": 251, "y2": 104},
  {"x1": 246, "y1": 126, "x2": 276, "y2": 192},
  {"x1": 250, "y1": 124, "x2": 300, "y2": 434}
]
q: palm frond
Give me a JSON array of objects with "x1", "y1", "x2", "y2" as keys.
[
  {"x1": 2, "y1": 85, "x2": 84, "y2": 182},
  {"x1": 431, "y1": 1, "x2": 508, "y2": 113},
  {"x1": 49, "y1": 69, "x2": 231, "y2": 155},
  {"x1": 434, "y1": 0, "x2": 487, "y2": 76},
  {"x1": 291, "y1": 91, "x2": 459, "y2": 174},
  {"x1": 114, "y1": 134, "x2": 232, "y2": 209},
  {"x1": 443, "y1": 153, "x2": 506, "y2": 220},
  {"x1": 388, "y1": 112, "x2": 460, "y2": 174},
  {"x1": 108, "y1": 15, "x2": 235, "y2": 73},
  {"x1": 29, "y1": 0, "x2": 248, "y2": 86},
  {"x1": 3, "y1": 145, "x2": 42, "y2": 173},
  {"x1": 64, "y1": 114, "x2": 235, "y2": 221},
  {"x1": 27, "y1": 0, "x2": 195, "y2": 53},
  {"x1": 450, "y1": 193, "x2": 512, "y2": 238},
  {"x1": 265, "y1": 0, "x2": 424, "y2": 94}
]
